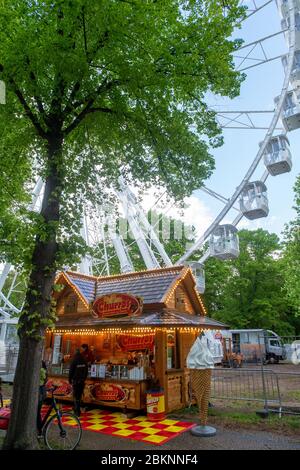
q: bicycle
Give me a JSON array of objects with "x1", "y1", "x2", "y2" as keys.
[{"x1": 40, "y1": 385, "x2": 82, "y2": 450}]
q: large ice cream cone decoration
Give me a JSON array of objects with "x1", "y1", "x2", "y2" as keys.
[
  {"x1": 187, "y1": 330, "x2": 220, "y2": 436},
  {"x1": 190, "y1": 369, "x2": 212, "y2": 426}
]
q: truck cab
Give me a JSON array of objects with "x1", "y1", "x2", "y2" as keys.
[{"x1": 265, "y1": 330, "x2": 286, "y2": 363}]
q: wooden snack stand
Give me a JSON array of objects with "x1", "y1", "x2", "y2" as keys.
[{"x1": 45, "y1": 266, "x2": 226, "y2": 412}]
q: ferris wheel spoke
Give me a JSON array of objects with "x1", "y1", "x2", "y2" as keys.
[
  {"x1": 0, "y1": 177, "x2": 44, "y2": 314},
  {"x1": 216, "y1": 110, "x2": 285, "y2": 130},
  {"x1": 200, "y1": 186, "x2": 241, "y2": 212},
  {"x1": 242, "y1": 0, "x2": 274, "y2": 19},
  {"x1": 0, "y1": 291, "x2": 21, "y2": 314},
  {"x1": 237, "y1": 29, "x2": 288, "y2": 53},
  {"x1": 238, "y1": 54, "x2": 286, "y2": 71},
  {"x1": 216, "y1": 109, "x2": 286, "y2": 130}
]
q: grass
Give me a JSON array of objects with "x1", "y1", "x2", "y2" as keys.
[
  {"x1": 285, "y1": 390, "x2": 300, "y2": 401},
  {"x1": 169, "y1": 405, "x2": 300, "y2": 435}
]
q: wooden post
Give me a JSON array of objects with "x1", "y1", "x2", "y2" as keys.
[{"x1": 154, "y1": 330, "x2": 168, "y2": 410}]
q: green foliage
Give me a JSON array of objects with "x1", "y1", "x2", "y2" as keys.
[
  {"x1": 281, "y1": 175, "x2": 300, "y2": 315},
  {"x1": 204, "y1": 229, "x2": 298, "y2": 336},
  {"x1": 0, "y1": 0, "x2": 245, "y2": 273}
]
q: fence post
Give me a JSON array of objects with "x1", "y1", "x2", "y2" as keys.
[{"x1": 258, "y1": 334, "x2": 269, "y2": 416}]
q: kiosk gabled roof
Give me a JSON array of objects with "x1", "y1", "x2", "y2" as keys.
[{"x1": 55, "y1": 265, "x2": 206, "y2": 315}]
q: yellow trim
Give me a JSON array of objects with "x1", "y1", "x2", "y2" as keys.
[
  {"x1": 55, "y1": 272, "x2": 90, "y2": 309},
  {"x1": 95, "y1": 265, "x2": 184, "y2": 282},
  {"x1": 61, "y1": 266, "x2": 184, "y2": 284},
  {"x1": 46, "y1": 326, "x2": 212, "y2": 335},
  {"x1": 161, "y1": 266, "x2": 188, "y2": 304},
  {"x1": 162, "y1": 266, "x2": 207, "y2": 316}
]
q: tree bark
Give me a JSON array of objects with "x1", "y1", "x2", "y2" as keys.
[
  {"x1": 3, "y1": 136, "x2": 63, "y2": 450},
  {"x1": 2, "y1": 337, "x2": 43, "y2": 449}
]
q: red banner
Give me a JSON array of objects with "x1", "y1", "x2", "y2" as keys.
[
  {"x1": 92, "y1": 293, "x2": 143, "y2": 319},
  {"x1": 116, "y1": 334, "x2": 154, "y2": 351}
]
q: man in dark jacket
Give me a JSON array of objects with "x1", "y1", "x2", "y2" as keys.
[{"x1": 69, "y1": 346, "x2": 88, "y2": 417}]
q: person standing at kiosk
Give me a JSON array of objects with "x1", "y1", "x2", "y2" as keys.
[{"x1": 69, "y1": 346, "x2": 88, "y2": 416}]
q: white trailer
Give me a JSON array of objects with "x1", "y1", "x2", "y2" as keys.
[{"x1": 228, "y1": 329, "x2": 286, "y2": 364}]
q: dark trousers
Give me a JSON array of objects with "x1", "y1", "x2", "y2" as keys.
[
  {"x1": 72, "y1": 381, "x2": 85, "y2": 416},
  {"x1": 37, "y1": 385, "x2": 46, "y2": 433}
]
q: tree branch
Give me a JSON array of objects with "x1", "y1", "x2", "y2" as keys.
[
  {"x1": 63, "y1": 79, "x2": 119, "y2": 136},
  {"x1": 9, "y1": 77, "x2": 48, "y2": 139},
  {"x1": 29, "y1": 71, "x2": 45, "y2": 115},
  {"x1": 24, "y1": 57, "x2": 45, "y2": 115},
  {"x1": 86, "y1": 107, "x2": 115, "y2": 114},
  {"x1": 62, "y1": 9, "x2": 110, "y2": 118}
]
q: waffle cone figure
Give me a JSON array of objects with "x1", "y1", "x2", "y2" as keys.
[
  {"x1": 187, "y1": 330, "x2": 220, "y2": 437},
  {"x1": 190, "y1": 369, "x2": 212, "y2": 426}
]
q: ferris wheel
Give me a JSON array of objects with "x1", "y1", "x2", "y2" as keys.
[{"x1": 0, "y1": 0, "x2": 299, "y2": 318}]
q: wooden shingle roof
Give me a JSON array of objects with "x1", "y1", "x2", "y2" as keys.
[
  {"x1": 95, "y1": 267, "x2": 183, "y2": 304},
  {"x1": 55, "y1": 265, "x2": 206, "y2": 315}
]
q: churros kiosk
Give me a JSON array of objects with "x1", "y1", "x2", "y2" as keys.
[{"x1": 45, "y1": 266, "x2": 225, "y2": 412}]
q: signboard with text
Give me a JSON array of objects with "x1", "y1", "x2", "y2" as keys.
[
  {"x1": 116, "y1": 334, "x2": 154, "y2": 351},
  {"x1": 92, "y1": 293, "x2": 143, "y2": 319}
]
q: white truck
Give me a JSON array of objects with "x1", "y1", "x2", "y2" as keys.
[{"x1": 226, "y1": 329, "x2": 287, "y2": 364}]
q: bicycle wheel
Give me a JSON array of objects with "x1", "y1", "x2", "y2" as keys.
[{"x1": 44, "y1": 411, "x2": 82, "y2": 450}]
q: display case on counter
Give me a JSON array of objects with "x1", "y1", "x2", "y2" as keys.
[{"x1": 89, "y1": 363, "x2": 147, "y2": 380}]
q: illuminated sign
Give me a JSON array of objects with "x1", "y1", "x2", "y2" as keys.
[
  {"x1": 92, "y1": 293, "x2": 143, "y2": 319},
  {"x1": 116, "y1": 334, "x2": 154, "y2": 351}
]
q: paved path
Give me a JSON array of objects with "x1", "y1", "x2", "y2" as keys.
[
  {"x1": 78, "y1": 425, "x2": 300, "y2": 451},
  {"x1": 1, "y1": 423, "x2": 299, "y2": 450}
]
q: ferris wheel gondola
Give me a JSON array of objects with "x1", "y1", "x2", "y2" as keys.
[{"x1": 262, "y1": 134, "x2": 292, "y2": 175}]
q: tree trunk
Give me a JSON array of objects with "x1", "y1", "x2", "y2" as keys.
[
  {"x1": 2, "y1": 337, "x2": 43, "y2": 449},
  {"x1": 3, "y1": 136, "x2": 63, "y2": 450}
]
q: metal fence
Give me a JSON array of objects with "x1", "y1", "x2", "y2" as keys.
[
  {"x1": 209, "y1": 367, "x2": 300, "y2": 417},
  {"x1": 188, "y1": 362, "x2": 300, "y2": 417},
  {"x1": 0, "y1": 345, "x2": 19, "y2": 378},
  {"x1": 210, "y1": 367, "x2": 282, "y2": 413}
]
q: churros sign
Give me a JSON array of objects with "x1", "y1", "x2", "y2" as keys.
[
  {"x1": 92, "y1": 293, "x2": 143, "y2": 319},
  {"x1": 116, "y1": 334, "x2": 154, "y2": 351}
]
